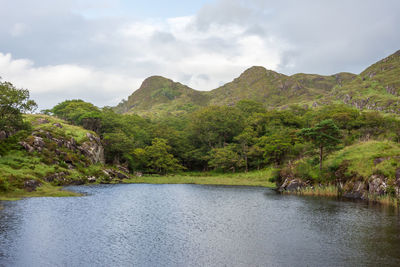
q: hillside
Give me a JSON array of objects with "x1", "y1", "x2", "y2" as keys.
[
  {"x1": 115, "y1": 50, "x2": 400, "y2": 116},
  {"x1": 209, "y1": 67, "x2": 355, "y2": 107},
  {"x1": 0, "y1": 114, "x2": 130, "y2": 199},
  {"x1": 114, "y1": 76, "x2": 210, "y2": 116},
  {"x1": 333, "y1": 50, "x2": 400, "y2": 113}
]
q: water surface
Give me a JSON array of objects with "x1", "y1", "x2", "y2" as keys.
[{"x1": 1, "y1": 184, "x2": 399, "y2": 266}]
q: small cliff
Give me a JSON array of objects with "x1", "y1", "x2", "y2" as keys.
[{"x1": 0, "y1": 115, "x2": 129, "y2": 193}]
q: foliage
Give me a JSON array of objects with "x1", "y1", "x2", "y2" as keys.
[
  {"x1": 208, "y1": 144, "x2": 244, "y2": 172},
  {"x1": 143, "y1": 138, "x2": 184, "y2": 174},
  {"x1": 0, "y1": 80, "x2": 37, "y2": 133},
  {"x1": 299, "y1": 119, "x2": 341, "y2": 170}
]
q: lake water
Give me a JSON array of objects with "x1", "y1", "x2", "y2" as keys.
[{"x1": 1, "y1": 184, "x2": 400, "y2": 267}]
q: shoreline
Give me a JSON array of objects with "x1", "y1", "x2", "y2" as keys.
[
  {"x1": 0, "y1": 172, "x2": 276, "y2": 201},
  {"x1": 281, "y1": 185, "x2": 400, "y2": 208}
]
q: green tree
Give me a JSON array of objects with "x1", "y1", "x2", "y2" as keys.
[
  {"x1": 234, "y1": 126, "x2": 257, "y2": 172},
  {"x1": 0, "y1": 80, "x2": 37, "y2": 133},
  {"x1": 298, "y1": 119, "x2": 341, "y2": 171},
  {"x1": 258, "y1": 133, "x2": 292, "y2": 166},
  {"x1": 190, "y1": 106, "x2": 244, "y2": 149},
  {"x1": 208, "y1": 144, "x2": 244, "y2": 172},
  {"x1": 145, "y1": 138, "x2": 184, "y2": 174}
]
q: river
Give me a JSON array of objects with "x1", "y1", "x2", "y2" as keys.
[{"x1": 1, "y1": 184, "x2": 399, "y2": 266}]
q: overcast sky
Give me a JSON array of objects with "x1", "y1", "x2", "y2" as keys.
[{"x1": 0, "y1": 0, "x2": 399, "y2": 110}]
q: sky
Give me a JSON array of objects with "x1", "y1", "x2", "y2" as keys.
[{"x1": 0, "y1": 0, "x2": 399, "y2": 110}]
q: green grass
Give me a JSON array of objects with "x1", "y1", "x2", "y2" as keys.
[
  {"x1": 24, "y1": 114, "x2": 91, "y2": 143},
  {"x1": 324, "y1": 140, "x2": 400, "y2": 179},
  {"x1": 283, "y1": 185, "x2": 339, "y2": 197},
  {"x1": 0, "y1": 184, "x2": 80, "y2": 201},
  {"x1": 124, "y1": 168, "x2": 277, "y2": 187}
]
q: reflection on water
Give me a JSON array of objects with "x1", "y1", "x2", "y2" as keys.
[{"x1": 0, "y1": 184, "x2": 399, "y2": 266}]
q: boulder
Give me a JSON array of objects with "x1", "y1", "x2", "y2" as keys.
[
  {"x1": 87, "y1": 176, "x2": 96, "y2": 183},
  {"x1": 117, "y1": 172, "x2": 129, "y2": 179},
  {"x1": 78, "y1": 133, "x2": 105, "y2": 164},
  {"x1": 0, "y1": 131, "x2": 7, "y2": 140},
  {"x1": 45, "y1": 172, "x2": 69, "y2": 183},
  {"x1": 368, "y1": 175, "x2": 387, "y2": 196},
  {"x1": 343, "y1": 181, "x2": 367, "y2": 199},
  {"x1": 278, "y1": 178, "x2": 306, "y2": 192},
  {"x1": 19, "y1": 141, "x2": 34, "y2": 153},
  {"x1": 117, "y1": 165, "x2": 130, "y2": 174},
  {"x1": 24, "y1": 180, "x2": 41, "y2": 192},
  {"x1": 35, "y1": 118, "x2": 49, "y2": 125},
  {"x1": 102, "y1": 168, "x2": 129, "y2": 180},
  {"x1": 33, "y1": 136, "x2": 45, "y2": 148}
]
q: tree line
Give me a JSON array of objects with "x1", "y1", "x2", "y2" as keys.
[{"x1": 45, "y1": 99, "x2": 400, "y2": 175}]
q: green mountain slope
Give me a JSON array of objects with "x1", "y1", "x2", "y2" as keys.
[
  {"x1": 114, "y1": 76, "x2": 210, "y2": 116},
  {"x1": 115, "y1": 50, "x2": 399, "y2": 116},
  {"x1": 333, "y1": 50, "x2": 400, "y2": 113},
  {"x1": 209, "y1": 66, "x2": 355, "y2": 108}
]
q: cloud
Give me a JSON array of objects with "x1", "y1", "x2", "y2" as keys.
[
  {"x1": 0, "y1": 53, "x2": 142, "y2": 109},
  {"x1": 0, "y1": 0, "x2": 399, "y2": 110}
]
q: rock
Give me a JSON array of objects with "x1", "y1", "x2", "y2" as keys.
[
  {"x1": 117, "y1": 165, "x2": 130, "y2": 174},
  {"x1": 35, "y1": 118, "x2": 49, "y2": 125},
  {"x1": 24, "y1": 180, "x2": 41, "y2": 192},
  {"x1": 53, "y1": 123, "x2": 63, "y2": 128},
  {"x1": 78, "y1": 133, "x2": 105, "y2": 164},
  {"x1": 117, "y1": 172, "x2": 129, "y2": 179},
  {"x1": 102, "y1": 168, "x2": 129, "y2": 180},
  {"x1": 278, "y1": 178, "x2": 306, "y2": 192},
  {"x1": 343, "y1": 181, "x2": 367, "y2": 199},
  {"x1": 368, "y1": 175, "x2": 387, "y2": 196},
  {"x1": 87, "y1": 176, "x2": 96, "y2": 183},
  {"x1": 134, "y1": 172, "x2": 143, "y2": 177},
  {"x1": 70, "y1": 137, "x2": 77, "y2": 147},
  {"x1": 45, "y1": 172, "x2": 69, "y2": 183},
  {"x1": 45, "y1": 131, "x2": 52, "y2": 139},
  {"x1": 0, "y1": 131, "x2": 7, "y2": 140},
  {"x1": 19, "y1": 141, "x2": 34, "y2": 153},
  {"x1": 396, "y1": 168, "x2": 400, "y2": 180},
  {"x1": 33, "y1": 136, "x2": 45, "y2": 148},
  {"x1": 373, "y1": 157, "x2": 387, "y2": 165}
]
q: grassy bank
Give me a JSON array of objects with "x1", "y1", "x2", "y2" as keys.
[
  {"x1": 0, "y1": 184, "x2": 80, "y2": 201},
  {"x1": 282, "y1": 185, "x2": 400, "y2": 207},
  {"x1": 124, "y1": 168, "x2": 277, "y2": 188}
]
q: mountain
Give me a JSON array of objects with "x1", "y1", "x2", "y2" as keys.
[
  {"x1": 208, "y1": 66, "x2": 355, "y2": 107},
  {"x1": 332, "y1": 50, "x2": 400, "y2": 113},
  {"x1": 114, "y1": 76, "x2": 209, "y2": 116},
  {"x1": 115, "y1": 50, "x2": 400, "y2": 116}
]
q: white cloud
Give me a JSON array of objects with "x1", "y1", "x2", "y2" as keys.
[
  {"x1": 1, "y1": 0, "x2": 399, "y2": 110},
  {"x1": 0, "y1": 53, "x2": 142, "y2": 109}
]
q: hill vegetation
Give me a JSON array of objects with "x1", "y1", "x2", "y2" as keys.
[
  {"x1": 1, "y1": 50, "x2": 400, "y2": 205},
  {"x1": 115, "y1": 50, "x2": 400, "y2": 118}
]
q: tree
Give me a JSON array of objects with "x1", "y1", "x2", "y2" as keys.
[
  {"x1": 234, "y1": 126, "x2": 257, "y2": 172},
  {"x1": 208, "y1": 144, "x2": 244, "y2": 172},
  {"x1": 0, "y1": 80, "x2": 37, "y2": 133},
  {"x1": 298, "y1": 119, "x2": 341, "y2": 171},
  {"x1": 144, "y1": 138, "x2": 184, "y2": 174},
  {"x1": 259, "y1": 132, "x2": 292, "y2": 166},
  {"x1": 190, "y1": 106, "x2": 244, "y2": 149}
]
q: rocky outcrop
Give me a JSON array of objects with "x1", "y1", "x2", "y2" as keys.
[
  {"x1": 78, "y1": 133, "x2": 105, "y2": 164},
  {"x1": 19, "y1": 130, "x2": 105, "y2": 165},
  {"x1": 343, "y1": 180, "x2": 368, "y2": 199},
  {"x1": 278, "y1": 178, "x2": 307, "y2": 192},
  {"x1": 24, "y1": 180, "x2": 41, "y2": 192},
  {"x1": 44, "y1": 172, "x2": 70, "y2": 184},
  {"x1": 368, "y1": 175, "x2": 387, "y2": 196},
  {"x1": 102, "y1": 168, "x2": 129, "y2": 180}
]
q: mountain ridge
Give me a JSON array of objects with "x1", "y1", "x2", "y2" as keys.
[{"x1": 114, "y1": 50, "x2": 400, "y2": 116}]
